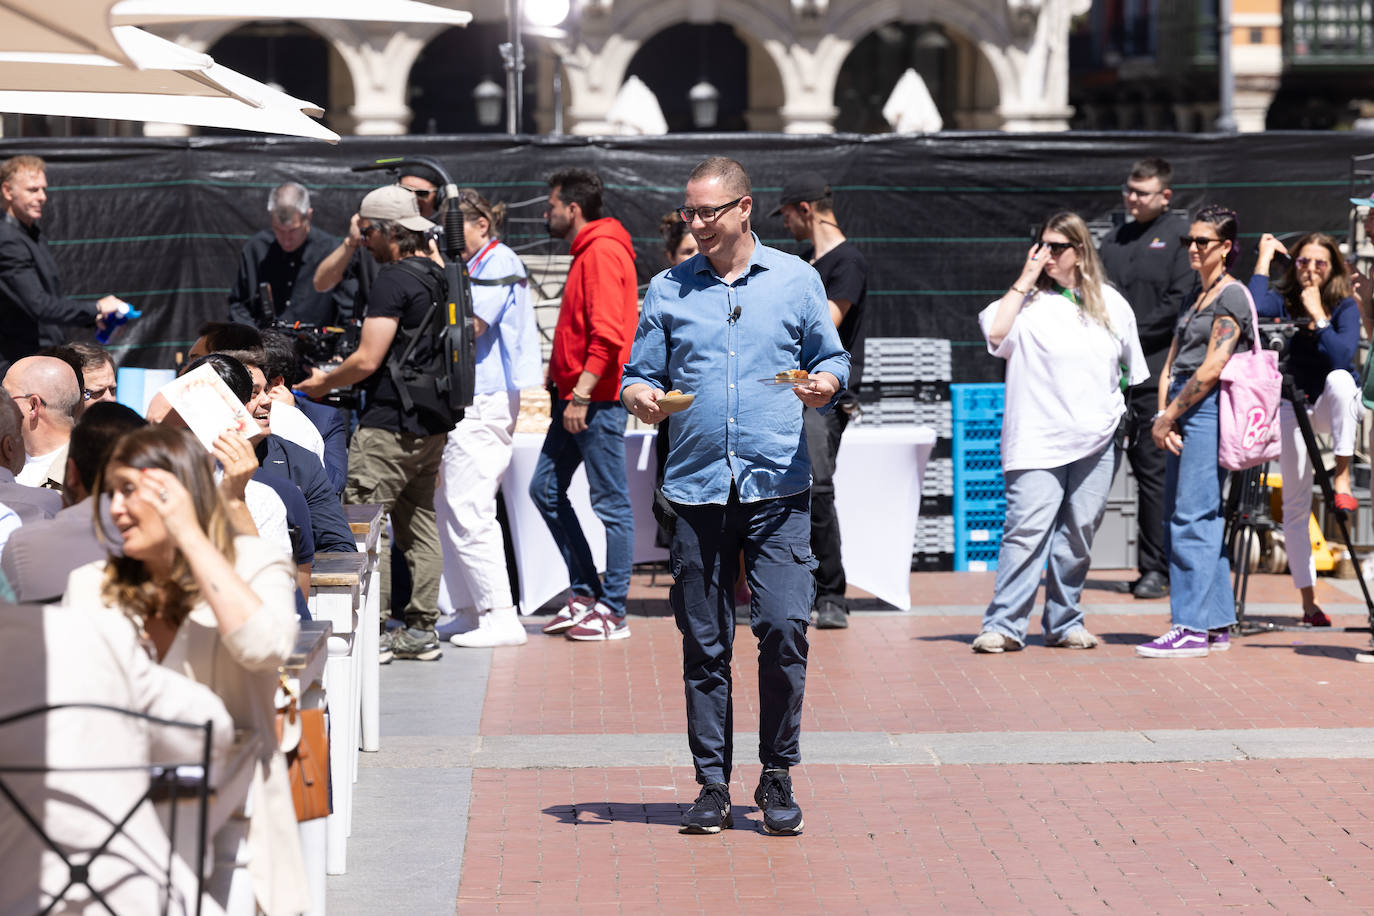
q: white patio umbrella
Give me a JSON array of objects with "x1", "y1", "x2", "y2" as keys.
[
  {"x1": 0, "y1": 0, "x2": 139, "y2": 67},
  {"x1": 882, "y1": 67, "x2": 943, "y2": 134},
  {"x1": 112, "y1": 0, "x2": 472, "y2": 28},
  {"x1": 0, "y1": 23, "x2": 338, "y2": 139},
  {"x1": 604, "y1": 75, "x2": 667, "y2": 136},
  {"x1": 0, "y1": 88, "x2": 338, "y2": 140}
]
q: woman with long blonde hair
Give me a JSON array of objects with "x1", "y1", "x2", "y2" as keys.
[
  {"x1": 63, "y1": 425, "x2": 308, "y2": 914},
  {"x1": 973, "y1": 211, "x2": 1147, "y2": 653}
]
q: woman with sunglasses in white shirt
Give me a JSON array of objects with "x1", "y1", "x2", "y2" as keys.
[{"x1": 973, "y1": 211, "x2": 1147, "y2": 653}]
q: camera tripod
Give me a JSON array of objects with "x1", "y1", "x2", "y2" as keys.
[{"x1": 1226, "y1": 375, "x2": 1374, "y2": 636}]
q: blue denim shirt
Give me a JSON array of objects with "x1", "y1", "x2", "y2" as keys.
[{"x1": 621, "y1": 235, "x2": 850, "y2": 506}]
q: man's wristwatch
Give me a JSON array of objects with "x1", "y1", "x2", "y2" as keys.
[
  {"x1": 571, "y1": 392, "x2": 592, "y2": 407},
  {"x1": 1315, "y1": 318, "x2": 1330, "y2": 331}
]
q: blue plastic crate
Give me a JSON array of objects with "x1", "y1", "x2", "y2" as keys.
[
  {"x1": 961, "y1": 477, "x2": 1006, "y2": 504},
  {"x1": 953, "y1": 502, "x2": 1005, "y2": 572},
  {"x1": 954, "y1": 442, "x2": 1002, "y2": 476},
  {"x1": 951, "y1": 383, "x2": 1005, "y2": 422},
  {"x1": 955, "y1": 537, "x2": 1001, "y2": 572}
]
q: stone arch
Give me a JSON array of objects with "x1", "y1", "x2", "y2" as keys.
[
  {"x1": 563, "y1": 1, "x2": 798, "y2": 134},
  {"x1": 407, "y1": 24, "x2": 527, "y2": 134},
  {"x1": 154, "y1": 19, "x2": 444, "y2": 135},
  {"x1": 819, "y1": 0, "x2": 1076, "y2": 130}
]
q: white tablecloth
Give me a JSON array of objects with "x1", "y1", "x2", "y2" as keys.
[{"x1": 503, "y1": 425, "x2": 936, "y2": 614}]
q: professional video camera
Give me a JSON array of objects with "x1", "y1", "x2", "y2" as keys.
[{"x1": 250, "y1": 281, "x2": 362, "y2": 380}]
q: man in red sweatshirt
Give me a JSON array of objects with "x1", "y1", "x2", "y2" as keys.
[{"x1": 530, "y1": 167, "x2": 639, "y2": 642}]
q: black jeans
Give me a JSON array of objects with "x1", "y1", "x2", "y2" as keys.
[
  {"x1": 669, "y1": 489, "x2": 814, "y2": 785},
  {"x1": 804, "y1": 406, "x2": 850, "y2": 606},
  {"x1": 1124, "y1": 382, "x2": 1168, "y2": 577}
]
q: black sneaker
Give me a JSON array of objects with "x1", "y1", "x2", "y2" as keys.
[
  {"x1": 754, "y1": 768, "x2": 804, "y2": 835},
  {"x1": 1131, "y1": 571, "x2": 1169, "y2": 600},
  {"x1": 815, "y1": 599, "x2": 848, "y2": 630},
  {"x1": 390, "y1": 626, "x2": 442, "y2": 661},
  {"x1": 680, "y1": 783, "x2": 732, "y2": 834}
]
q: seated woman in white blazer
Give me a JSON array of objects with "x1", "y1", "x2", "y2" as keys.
[{"x1": 63, "y1": 425, "x2": 309, "y2": 916}]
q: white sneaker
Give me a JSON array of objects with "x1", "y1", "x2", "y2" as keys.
[
  {"x1": 450, "y1": 606, "x2": 528, "y2": 648},
  {"x1": 972, "y1": 631, "x2": 1020, "y2": 653}
]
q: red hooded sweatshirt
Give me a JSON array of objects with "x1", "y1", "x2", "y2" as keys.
[{"x1": 548, "y1": 217, "x2": 639, "y2": 401}]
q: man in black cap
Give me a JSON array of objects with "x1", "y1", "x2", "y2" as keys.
[{"x1": 775, "y1": 171, "x2": 868, "y2": 630}]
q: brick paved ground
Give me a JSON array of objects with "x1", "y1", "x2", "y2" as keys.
[
  {"x1": 446, "y1": 569, "x2": 1374, "y2": 913},
  {"x1": 331, "y1": 567, "x2": 1374, "y2": 914}
]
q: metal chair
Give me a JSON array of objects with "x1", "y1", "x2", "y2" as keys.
[{"x1": 0, "y1": 702, "x2": 216, "y2": 916}]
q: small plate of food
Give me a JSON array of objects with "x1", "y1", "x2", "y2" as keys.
[
  {"x1": 656, "y1": 389, "x2": 695, "y2": 414},
  {"x1": 756, "y1": 369, "x2": 812, "y2": 387}
]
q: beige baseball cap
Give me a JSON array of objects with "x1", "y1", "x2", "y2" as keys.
[{"x1": 358, "y1": 184, "x2": 436, "y2": 232}]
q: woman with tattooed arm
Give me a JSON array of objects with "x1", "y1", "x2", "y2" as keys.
[{"x1": 1138, "y1": 206, "x2": 1251, "y2": 659}]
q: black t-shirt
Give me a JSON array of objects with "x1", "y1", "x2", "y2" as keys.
[
  {"x1": 358, "y1": 257, "x2": 454, "y2": 437},
  {"x1": 807, "y1": 241, "x2": 868, "y2": 395},
  {"x1": 227, "y1": 228, "x2": 355, "y2": 328},
  {"x1": 1098, "y1": 210, "x2": 1196, "y2": 380}
]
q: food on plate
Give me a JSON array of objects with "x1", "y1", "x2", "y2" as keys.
[{"x1": 774, "y1": 369, "x2": 809, "y2": 382}]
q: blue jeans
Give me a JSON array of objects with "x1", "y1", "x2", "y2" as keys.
[
  {"x1": 1163, "y1": 384, "x2": 1235, "y2": 631},
  {"x1": 669, "y1": 489, "x2": 814, "y2": 785},
  {"x1": 528, "y1": 400, "x2": 633, "y2": 617},
  {"x1": 981, "y1": 442, "x2": 1119, "y2": 645}
]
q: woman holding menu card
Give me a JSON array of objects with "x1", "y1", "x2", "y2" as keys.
[{"x1": 63, "y1": 425, "x2": 308, "y2": 915}]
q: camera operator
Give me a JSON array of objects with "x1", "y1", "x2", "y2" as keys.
[
  {"x1": 298, "y1": 185, "x2": 453, "y2": 663},
  {"x1": 1250, "y1": 231, "x2": 1361, "y2": 628},
  {"x1": 312, "y1": 165, "x2": 442, "y2": 304},
  {"x1": 228, "y1": 182, "x2": 358, "y2": 329}
]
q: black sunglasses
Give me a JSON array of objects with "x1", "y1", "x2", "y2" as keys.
[
  {"x1": 678, "y1": 196, "x2": 744, "y2": 224},
  {"x1": 1180, "y1": 235, "x2": 1221, "y2": 249},
  {"x1": 1040, "y1": 241, "x2": 1075, "y2": 255}
]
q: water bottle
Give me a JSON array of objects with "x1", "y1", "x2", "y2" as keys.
[{"x1": 96, "y1": 302, "x2": 141, "y2": 344}]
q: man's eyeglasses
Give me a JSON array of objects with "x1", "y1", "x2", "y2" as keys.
[
  {"x1": 1040, "y1": 241, "x2": 1075, "y2": 255},
  {"x1": 1122, "y1": 184, "x2": 1162, "y2": 200},
  {"x1": 1180, "y1": 235, "x2": 1221, "y2": 250},
  {"x1": 1296, "y1": 256, "x2": 1331, "y2": 270},
  {"x1": 677, "y1": 196, "x2": 744, "y2": 224},
  {"x1": 83, "y1": 385, "x2": 116, "y2": 401},
  {"x1": 360, "y1": 224, "x2": 380, "y2": 239}
]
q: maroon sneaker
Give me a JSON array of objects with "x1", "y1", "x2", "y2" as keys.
[
  {"x1": 542, "y1": 594, "x2": 594, "y2": 635},
  {"x1": 565, "y1": 605, "x2": 631, "y2": 642}
]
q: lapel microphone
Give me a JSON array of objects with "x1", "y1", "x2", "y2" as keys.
[{"x1": 730, "y1": 304, "x2": 741, "y2": 322}]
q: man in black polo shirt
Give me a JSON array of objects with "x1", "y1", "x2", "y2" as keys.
[
  {"x1": 299, "y1": 184, "x2": 454, "y2": 662},
  {"x1": 1098, "y1": 157, "x2": 1195, "y2": 600},
  {"x1": 0, "y1": 155, "x2": 126, "y2": 375},
  {"x1": 775, "y1": 172, "x2": 868, "y2": 630},
  {"x1": 228, "y1": 181, "x2": 359, "y2": 329}
]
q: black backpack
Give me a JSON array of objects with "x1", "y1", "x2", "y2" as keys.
[{"x1": 386, "y1": 256, "x2": 476, "y2": 426}]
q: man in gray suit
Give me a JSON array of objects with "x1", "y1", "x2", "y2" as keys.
[
  {"x1": 2, "y1": 402, "x2": 143, "y2": 601},
  {"x1": 0, "y1": 392, "x2": 58, "y2": 521}
]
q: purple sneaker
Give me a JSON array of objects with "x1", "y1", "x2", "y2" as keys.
[
  {"x1": 1208, "y1": 628, "x2": 1231, "y2": 652},
  {"x1": 1136, "y1": 626, "x2": 1210, "y2": 658}
]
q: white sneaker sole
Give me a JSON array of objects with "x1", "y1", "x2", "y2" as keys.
[
  {"x1": 1135, "y1": 646, "x2": 1209, "y2": 658},
  {"x1": 566, "y1": 627, "x2": 631, "y2": 642}
]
